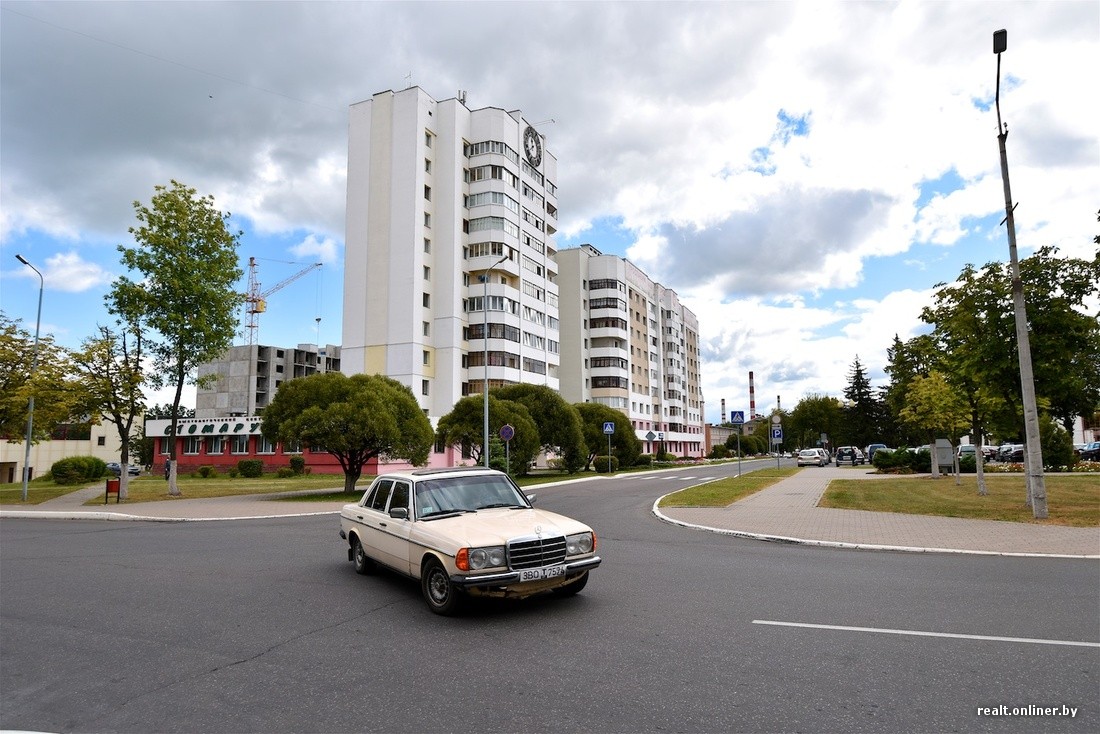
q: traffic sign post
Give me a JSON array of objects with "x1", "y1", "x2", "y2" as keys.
[
  {"x1": 603, "y1": 422, "x2": 615, "y2": 474},
  {"x1": 500, "y1": 425, "x2": 514, "y2": 474},
  {"x1": 772, "y1": 425, "x2": 783, "y2": 469}
]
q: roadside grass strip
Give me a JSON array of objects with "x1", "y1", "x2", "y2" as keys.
[
  {"x1": 658, "y1": 467, "x2": 800, "y2": 507},
  {"x1": 820, "y1": 474, "x2": 1100, "y2": 527}
]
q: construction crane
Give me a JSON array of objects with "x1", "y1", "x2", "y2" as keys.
[{"x1": 245, "y1": 257, "x2": 322, "y2": 346}]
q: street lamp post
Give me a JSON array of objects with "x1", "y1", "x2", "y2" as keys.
[
  {"x1": 993, "y1": 29, "x2": 1046, "y2": 518},
  {"x1": 15, "y1": 254, "x2": 43, "y2": 502},
  {"x1": 482, "y1": 253, "x2": 509, "y2": 468}
]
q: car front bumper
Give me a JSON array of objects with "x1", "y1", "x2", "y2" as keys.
[{"x1": 450, "y1": 555, "x2": 602, "y2": 589}]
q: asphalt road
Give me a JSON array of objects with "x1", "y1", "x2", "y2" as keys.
[{"x1": 2, "y1": 464, "x2": 1097, "y2": 733}]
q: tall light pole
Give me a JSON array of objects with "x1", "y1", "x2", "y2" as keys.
[
  {"x1": 993, "y1": 29, "x2": 1046, "y2": 518},
  {"x1": 15, "y1": 254, "x2": 43, "y2": 502},
  {"x1": 482, "y1": 253, "x2": 509, "y2": 467}
]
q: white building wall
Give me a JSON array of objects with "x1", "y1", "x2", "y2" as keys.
[{"x1": 343, "y1": 87, "x2": 560, "y2": 419}]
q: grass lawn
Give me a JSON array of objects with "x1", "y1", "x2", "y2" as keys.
[
  {"x1": 820, "y1": 474, "x2": 1100, "y2": 527},
  {"x1": 657, "y1": 467, "x2": 800, "y2": 507}
]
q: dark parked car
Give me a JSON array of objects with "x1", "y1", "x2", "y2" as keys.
[
  {"x1": 106, "y1": 462, "x2": 141, "y2": 476},
  {"x1": 1080, "y1": 442, "x2": 1100, "y2": 461}
]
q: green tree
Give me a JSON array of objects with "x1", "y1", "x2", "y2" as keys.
[
  {"x1": 573, "y1": 403, "x2": 642, "y2": 470},
  {"x1": 840, "y1": 355, "x2": 880, "y2": 448},
  {"x1": 261, "y1": 372, "x2": 434, "y2": 493},
  {"x1": 434, "y1": 394, "x2": 540, "y2": 475},
  {"x1": 883, "y1": 334, "x2": 939, "y2": 447},
  {"x1": 0, "y1": 312, "x2": 86, "y2": 445},
  {"x1": 72, "y1": 325, "x2": 146, "y2": 500},
  {"x1": 107, "y1": 181, "x2": 245, "y2": 496},
  {"x1": 788, "y1": 394, "x2": 843, "y2": 451},
  {"x1": 899, "y1": 371, "x2": 969, "y2": 479},
  {"x1": 921, "y1": 247, "x2": 1100, "y2": 440},
  {"x1": 494, "y1": 384, "x2": 586, "y2": 473}
]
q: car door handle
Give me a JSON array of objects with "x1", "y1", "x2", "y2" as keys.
[
  {"x1": 356, "y1": 515, "x2": 363, "y2": 520},
  {"x1": 379, "y1": 522, "x2": 387, "y2": 528}
]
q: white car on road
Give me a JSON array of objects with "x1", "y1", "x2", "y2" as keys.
[{"x1": 339, "y1": 467, "x2": 600, "y2": 615}]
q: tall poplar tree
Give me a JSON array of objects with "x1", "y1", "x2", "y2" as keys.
[{"x1": 107, "y1": 181, "x2": 244, "y2": 496}]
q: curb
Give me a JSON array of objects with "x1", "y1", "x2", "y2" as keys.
[{"x1": 650, "y1": 498, "x2": 1100, "y2": 560}]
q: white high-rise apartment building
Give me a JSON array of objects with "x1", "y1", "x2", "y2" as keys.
[
  {"x1": 557, "y1": 245, "x2": 705, "y2": 458},
  {"x1": 343, "y1": 88, "x2": 560, "y2": 416}
]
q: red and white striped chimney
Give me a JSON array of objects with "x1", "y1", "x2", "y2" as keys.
[
  {"x1": 748, "y1": 371, "x2": 756, "y2": 419},
  {"x1": 721, "y1": 398, "x2": 726, "y2": 424}
]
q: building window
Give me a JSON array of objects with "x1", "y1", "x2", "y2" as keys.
[
  {"x1": 423, "y1": 293, "x2": 431, "y2": 308},
  {"x1": 207, "y1": 436, "x2": 226, "y2": 455},
  {"x1": 423, "y1": 321, "x2": 430, "y2": 337},
  {"x1": 425, "y1": 158, "x2": 432, "y2": 173},
  {"x1": 425, "y1": 131, "x2": 432, "y2": 148},
  {"x1": 97, "y1": 436, "x2": 106, "y2": 446},
  {"x1": 257, "y1": 436, "x2": 276, "y2": 455},
  {"x1": 424, "y1": 212, "x2": 431, "y2": 228},
  {"x1": 423, "y1": 350, "x2": 430, "y2": 366},
  {"x1": 423, "y1": 266, "x2": 431, "y2": 280},
  {"x1": 231, "y1": 435, "x2": 249, "y2": 454},
  {"x1": 424, "y1": 185, "x2": 432, "y2": 201},
  {"x1": 184, "y1": 436, "x2": 201, "y2": 455},
  {"x1": 422, "y1": 379, "x2": 430, "y2": 396},
  {"x1": 424, "y1": 238, "x2": 431, "y2": 253}
]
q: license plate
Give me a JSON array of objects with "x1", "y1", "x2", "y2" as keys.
[{"x1": 518, "y1": 565, "x2": 564, "y2": 582}]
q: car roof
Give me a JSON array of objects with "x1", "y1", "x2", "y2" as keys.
[{"x1": 373, "y1": 466, "x2": 506, "y2": 482}]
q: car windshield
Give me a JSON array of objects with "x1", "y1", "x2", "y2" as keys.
[{"x1": 415, "y1": 475, "x2": 529, "y2": 518}]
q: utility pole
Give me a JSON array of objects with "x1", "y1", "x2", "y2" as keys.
[{"x1": 993, "y1": 29, "x2": 1046, "y2": 518}]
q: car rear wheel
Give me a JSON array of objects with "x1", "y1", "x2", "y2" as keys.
[
  {"x1": 551, "y1": 571, "x2": 589, "y2": 598},
  {"x1": 351, "y1": 535, "x2": 376, "y2": 575},
  {"x1": 422, "y1": 558, "x2": 463, "y2": 615}
]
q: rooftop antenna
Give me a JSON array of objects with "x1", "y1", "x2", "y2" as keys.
[{"x1": 458, "y1": 90, "x2": 467, "y2": 105}]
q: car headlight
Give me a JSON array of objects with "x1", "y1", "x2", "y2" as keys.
[
  {"x1": 465, "y1": 546, "x2": 506, "y2": 571},
  {"x1": 566, "y1": 532, "x2": 594, "y2": 555}
]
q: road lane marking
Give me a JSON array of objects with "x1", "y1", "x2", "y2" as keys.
[{"x1": 752, "y1": 619, "x2": 1100, "y2": 648}]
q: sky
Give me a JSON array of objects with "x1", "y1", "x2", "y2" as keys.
[{"x1": 2, "y1": 1, "x2": 1097, "y2": 419}]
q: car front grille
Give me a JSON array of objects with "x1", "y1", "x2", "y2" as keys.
[{"x1": 508, "y1": 536, "x2": 567, "y2": 569}]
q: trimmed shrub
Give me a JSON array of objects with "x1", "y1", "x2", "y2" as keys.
[
  {"x1": 237, "y1": 459, "x2": 263, "y2": 478},
  {"x1": 288, "y1": 455, "x2": 306, "y2": 475},
  {"x1": 197, "y1": 465, "x2": 218, "y2": 478},
  {"x1": 635, "y1": 454, "x2": 653, "y2": 466},
  {"x1": 50, "y1": 456, "x2": 108, "y2": 485},
  {"x1": 593, "y1": 455, "x2": 619, "y2": 473},
  {"x1": 276, "y1": 467, "x2": 295, "y2": 478}
]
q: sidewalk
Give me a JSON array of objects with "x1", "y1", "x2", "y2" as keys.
[
  {"x1": 2, "y1": 469, "x2": 1097, "y2": 558},
  {"x1": 655, "y1": 467, "x2": 1099, "y2": 558}
]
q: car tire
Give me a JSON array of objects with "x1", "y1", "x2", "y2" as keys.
[
  {"x1": 422, "y1": 557, "x2": 463, "y2": 616},
  {"x1": 351, "y1": 535, "x2": 376, "y2": 576},
  {"x1": 551, "y1": 571, "x2": 589, "y2": 598}
]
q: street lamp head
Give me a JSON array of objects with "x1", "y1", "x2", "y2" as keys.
[
  {"x1": 993, "y1": 29, "x2": 1007, "y2": 54},
  {"x1": 16, "y1": 253, "x2": 29, "y2": 265}
]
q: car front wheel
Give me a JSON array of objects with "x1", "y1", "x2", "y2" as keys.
[
  {"x1": 422, "y1": 558, "x2": 463, "y2": 615},
  {"x1": 551, "y1": 571, "x2": 589, "y2": 598}
]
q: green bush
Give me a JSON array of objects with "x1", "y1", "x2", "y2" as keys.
[
  {"x1": 1040, "y1": 417, "x2": 1076, "y2": 471},
  {"x1": 275, "y1": 467, "x2": 295, "y2": 478},
  {"x1": 288, "y1": 455, "x2": 306, "y2": 475},
  {"x1": 227, "y1": 467, "x2": 240, "y2": 478},
  {"x1": 237, "y1": 459, "x2": 264, "y2": 478},
  {"x1": 50, "y1": 456, "x2": 108, "y2": 485},
  {"x1": 958, "y1": 455, "x2": 977, "y2": 473},
  {"x1": 593, "y1": 455, "x2": 619, "y2": 473},
  {"x1": 197, "y1": 466, "x2": 217, "y2": 478},
  {"x1": 655, "y1": 451, "x2": 677, "y2": 463},
  {"x1": 636, "y1": 454, "x2": 654, "y2": 466}
]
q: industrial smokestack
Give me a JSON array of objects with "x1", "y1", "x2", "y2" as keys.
[
  {"x1": 777, "y1": 395, "x2": 781, "y2": 413},
  {"x1": 749, "y1": 372, "x2": 756, "y2": 419},
  {"x1": 721, "y1": 398, "x2": 726, "y2": 424}
]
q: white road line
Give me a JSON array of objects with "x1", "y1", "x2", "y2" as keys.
[{"x1": 752, "y1": 619, "x2": 1100, "y2": 648}]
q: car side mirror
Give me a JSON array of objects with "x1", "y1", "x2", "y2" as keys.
[
  {"x1": 524, "y1": 492, "x2": 537, "y2": 505},
  {"x1": 389, "y1": 507, "x2": 409, "y2": 520}
]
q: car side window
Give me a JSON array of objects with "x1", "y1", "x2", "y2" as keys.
[
  {"x1": 389, "y1": 481, "x2": 410, "y2": 513},
  {"x1": 370, "y1": 480, "x2": 394, "y2": 512}
]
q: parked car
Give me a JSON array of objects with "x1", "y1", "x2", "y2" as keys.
[
  {"x1": 957, "y1": 445, "x2": 976, "y2": 460},
  {"x1": 865, "y1": 443, "x2": 887, "y2": 462},
  {"x1": 834, "y1": 446, "x2": 866, "y2": 466},
  {"x1": 997, "y1": 443, "x2": 1025, "y2": 462},
  {"x1": 339, "y1": 467, "x2": 600, "y2": 615},
  {"x1": 106, "y1": 462, "x2": 141, "y2": 476},
  {"x1": 797, "y1": 449, "x2": 826, "y2": 467},
  {"x1": 1080, "y1": 442, "x2": 1100, "y2": 461}
]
